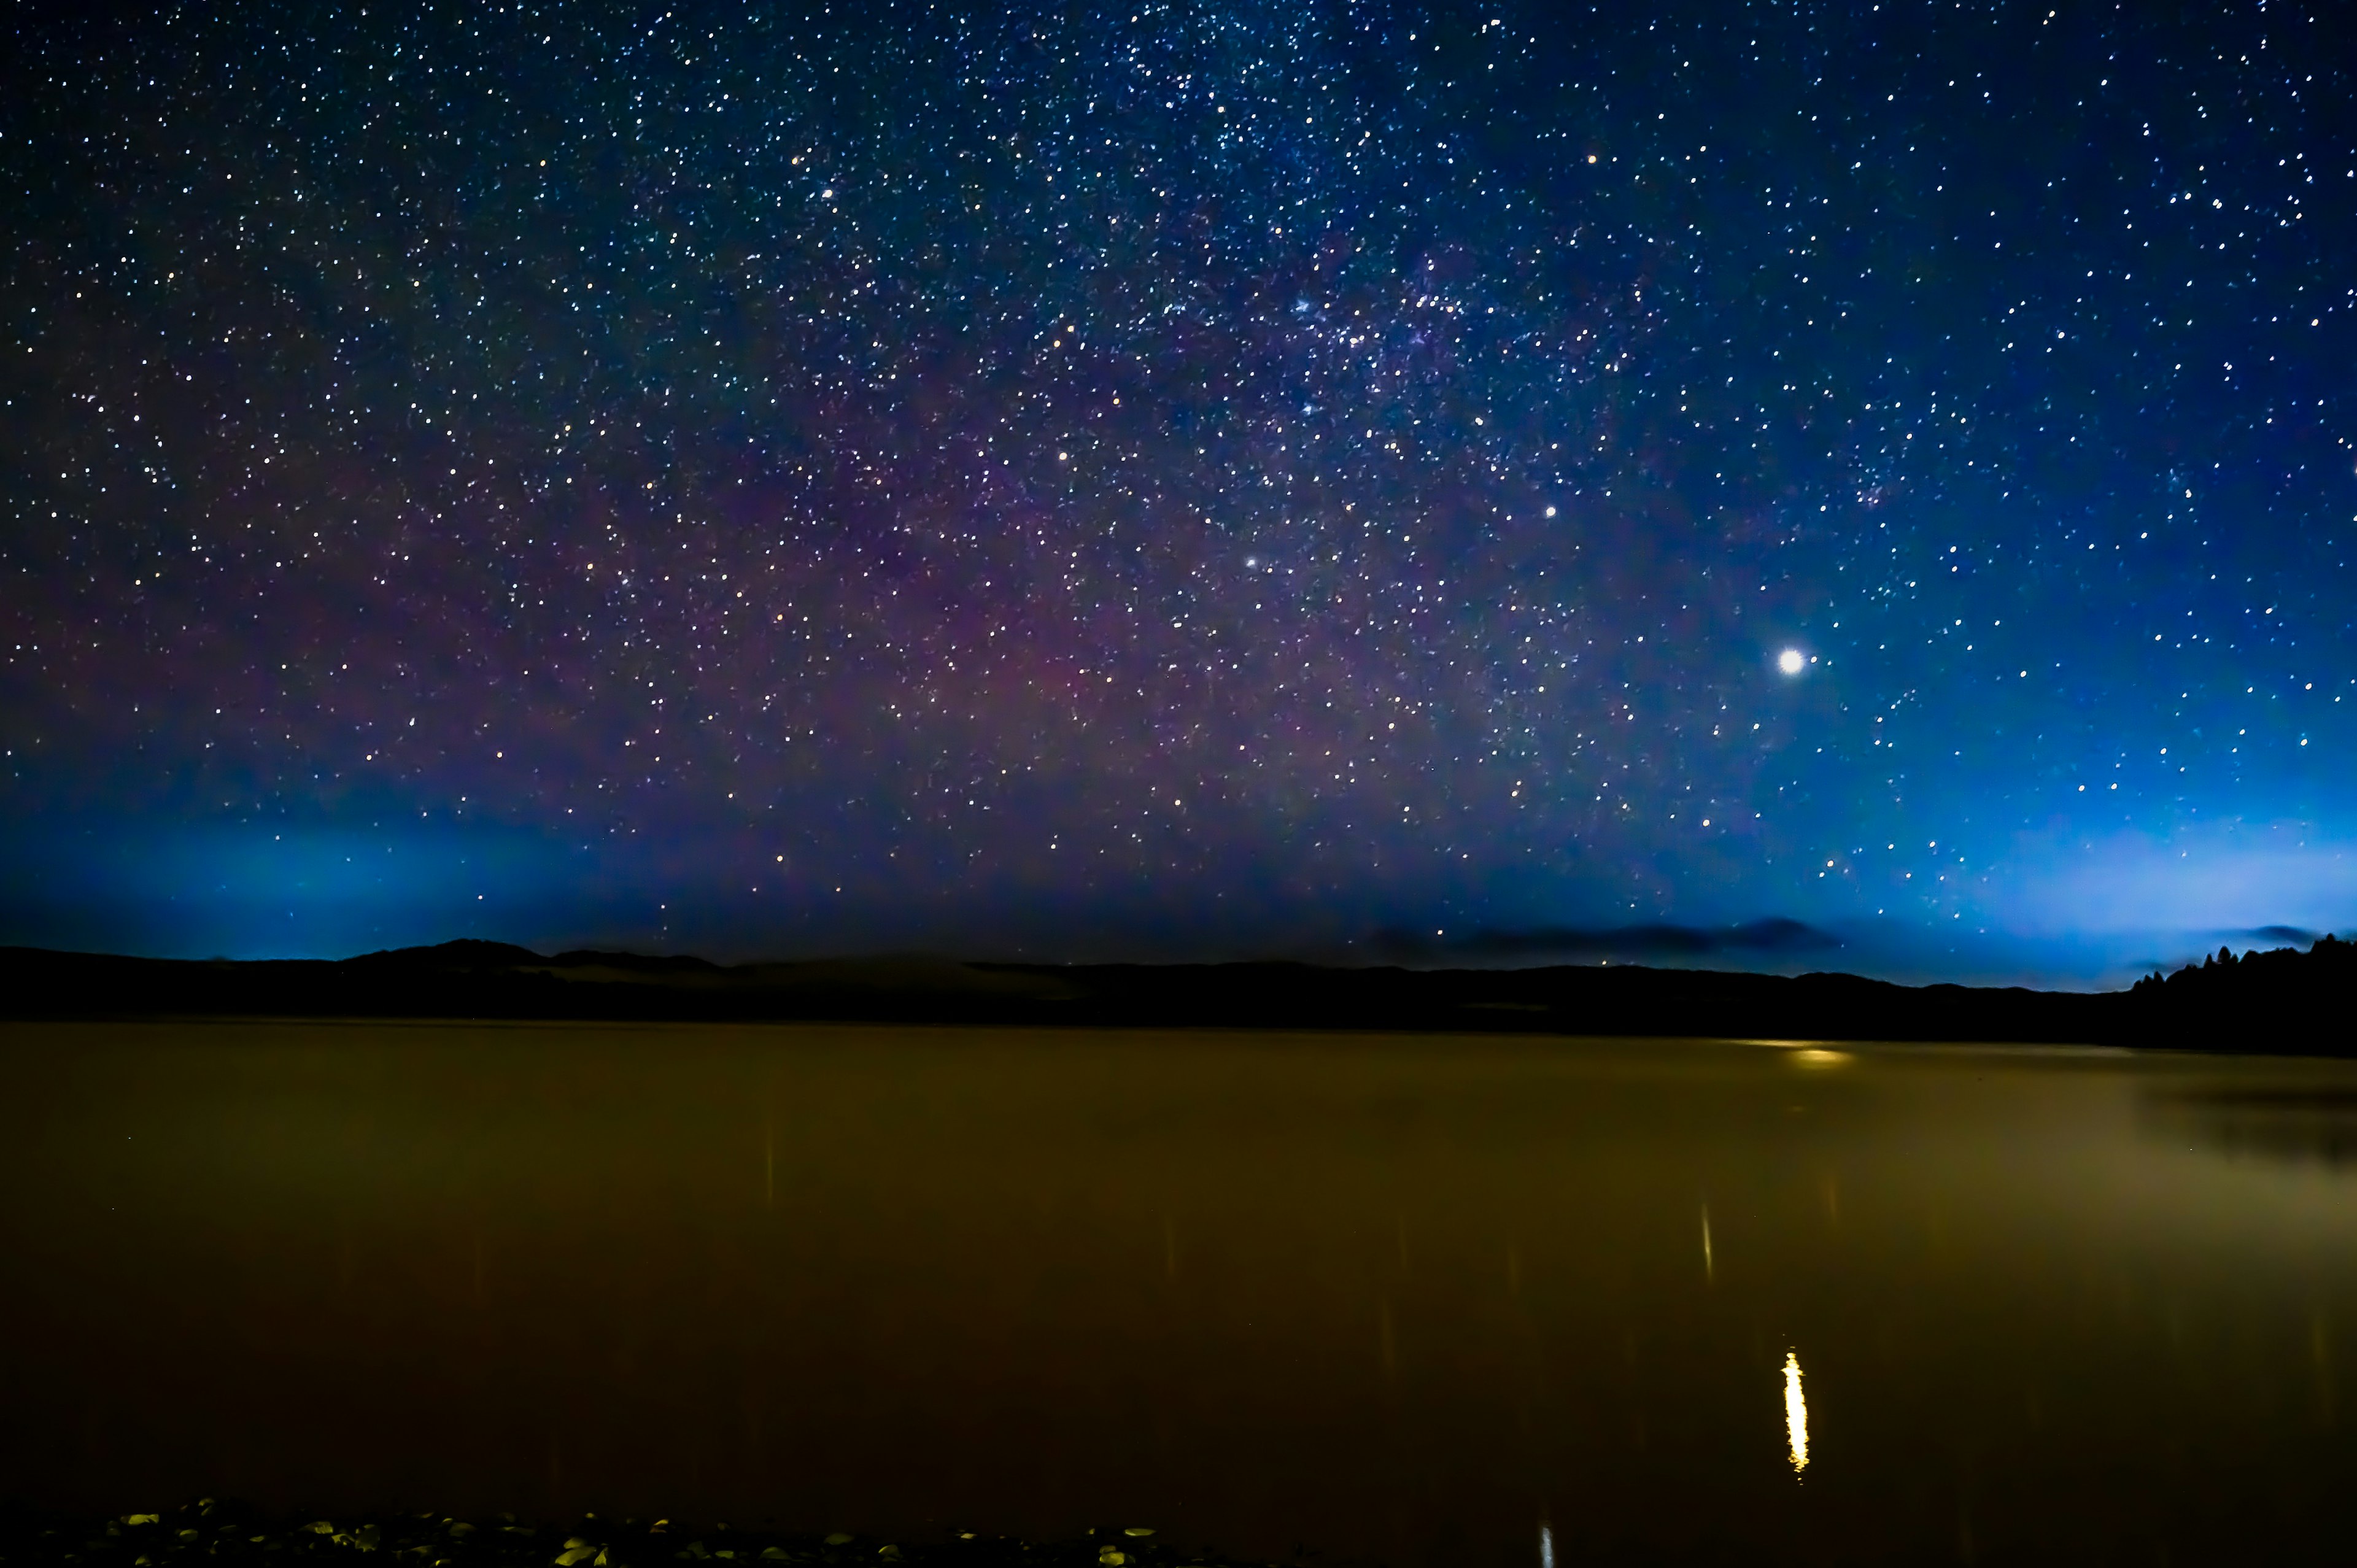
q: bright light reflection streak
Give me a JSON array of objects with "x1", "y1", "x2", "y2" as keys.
[
  {"x1": 1784, "y1": 1351, "x2": 1809, "y2": 1475},
  {"x1": 1538, "y1": 1524, "x2": 1554, "y2": 1568}
]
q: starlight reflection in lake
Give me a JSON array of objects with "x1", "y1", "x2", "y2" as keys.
[
  {"x1": 1784, "y1": 1351, "x2": 1809, "y2": 1477},
  {"x1": 3, "y1": 1022, "x2": 2356, "y2": 1566}
]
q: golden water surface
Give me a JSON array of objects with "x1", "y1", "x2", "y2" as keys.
[{"x1": 4, "y1": 1021, "x2": 2355, "y2": 1564}]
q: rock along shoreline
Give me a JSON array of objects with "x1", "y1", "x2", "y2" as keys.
[{"x1": 0, "y1": 1503, "x2": 1252, "y2": 1568}]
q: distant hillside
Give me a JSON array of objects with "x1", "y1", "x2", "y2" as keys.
[{"x1": 0, "y1": 935, "x2": 2348, "y2": 1051}]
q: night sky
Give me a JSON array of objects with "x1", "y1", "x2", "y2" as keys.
[{"x1": 5, "y1": 0, "x2": 2355, "y2": 981}]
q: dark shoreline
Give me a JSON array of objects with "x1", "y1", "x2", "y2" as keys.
[
  {"x1": 0, "y1": 1503, "x2": 1237, "y2": 1568},
  {"x1": 3, "y1": 935, "x2": 2350, "y2": 1052}
]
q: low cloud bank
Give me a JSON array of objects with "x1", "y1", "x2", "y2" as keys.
[
  {"x1": 2234, "y1": 925, "x2": 2321, "y2": 948},
  {"x1": 1374, "y1": 917, "x2": 1840, "y2": 962}
]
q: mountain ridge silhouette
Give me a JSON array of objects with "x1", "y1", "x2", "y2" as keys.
[{"x1": 3, "y1": 933, "x2": 2350, "y2": 1051}]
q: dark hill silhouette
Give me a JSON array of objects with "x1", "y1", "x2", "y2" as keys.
[
  {"x1": 2121, "y1": 933, "x2": 2357, "y2": 1049},
  {"x1": 0, "y1": 935, "x2": 2349, "y2": 1052}
]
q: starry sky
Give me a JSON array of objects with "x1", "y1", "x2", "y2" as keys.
[{"x1": 4, "y1": 0, "x2": 2355, "y2": 981}]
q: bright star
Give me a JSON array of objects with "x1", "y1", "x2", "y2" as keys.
[{"x1": 1778, "y1": 648, "x2": 1806, "y2": 675}]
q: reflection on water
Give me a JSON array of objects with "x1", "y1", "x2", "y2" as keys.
[
  {"x1": 2145, "y1": 1084, "x2": 2357, "y2": 1167},
  {"x1": 3, "y1": 1022, "x2": 2357, "y2": 1566},
  {"x1": 1783, "y1": 1352, "x2": 1809, "y2": 1477}
]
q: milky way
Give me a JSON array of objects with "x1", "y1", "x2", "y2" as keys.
[{"x1": 6, "y1": 1, "x2": 2355, "y2": 971}]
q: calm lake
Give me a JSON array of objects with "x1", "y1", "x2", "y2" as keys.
[{"x1": 4, "y1": 1021, "x2": 2356, "y2": 1564}]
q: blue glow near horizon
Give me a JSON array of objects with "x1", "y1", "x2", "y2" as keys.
[
  {"x1": 0, "y1": 811, "x2": 2344, "y2": 985},
  {"x1": 0, "y1": 822, "x2": 594, "y2": 960}
]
